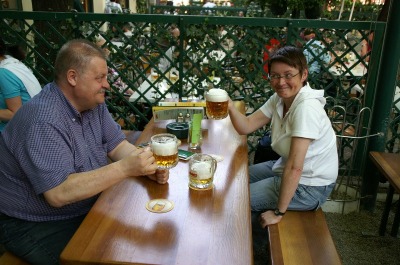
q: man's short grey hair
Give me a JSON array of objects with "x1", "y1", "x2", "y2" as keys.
[{"x1": 54, "y1": 39, "x2": 106, "y2": 82}]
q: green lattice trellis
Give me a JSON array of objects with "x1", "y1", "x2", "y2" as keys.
[{"x1": 0, "y1": 11, "x2": 398, "y2": 161}]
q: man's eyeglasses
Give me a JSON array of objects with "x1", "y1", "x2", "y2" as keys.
[{"x1": 268, "y1": 72, "x2": 300, "y2": 81}]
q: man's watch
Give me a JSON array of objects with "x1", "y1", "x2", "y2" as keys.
[{"x1": 274, "y1": 208, "x2": 286, "y2": 216}]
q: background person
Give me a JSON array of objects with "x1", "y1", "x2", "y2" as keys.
[
  {"x1": 0, "y1": 39, "x2": 168, "y2": 265},
  {"x1": 122, "y1": 22, "x2": 133, "y2": 38},
  {"x1": 95, "y1": 36, "x2": 133, "y2": 95},
  {"x1": 0, "y1": 38, "x2": 41, "y2": 131},
  {"x1": 157, "y1": 25, "x2": 184, "y2": 73},
  {"x1": 6, "y1": 44, "x2": 26, "y2": 61},
  {"x1": 302, "y1": 28, "x2": 331, "y2": 75},
  {"x1": 360, "y1": 31, "x2": 373, "y2": 63},
  {"x1": 217, "y1": 25, "x2": 234, "y2": 54},
  {"x1": 104, "y1": 0, "x2": 122, "y2": 13},
  {"x1": 73, "y1": 0, "x2": 85, "y2": 12},
  {"x1": 203, "y1": 0, "x2": 216, "y2": 8},
  {"x1": 227, "y1": 46, "x2": 337, "y2": 239},
  {"x1": 202, "y1": 0, "x2": 216, "y2": 15}
]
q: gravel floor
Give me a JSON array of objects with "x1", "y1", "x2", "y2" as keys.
[{"x1": 325, "y1": 199, "x2": 400, "y2": 265}]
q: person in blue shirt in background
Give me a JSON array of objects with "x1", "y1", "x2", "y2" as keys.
[
  {"x1": 0, "y1": 37, "x2": 41, "y2": 131},
  {"x1": 302, "y1": 29, "x2": 331, "y2": 75}
]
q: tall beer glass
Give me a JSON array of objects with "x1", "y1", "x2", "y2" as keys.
[
  {"x1": 205, "y1": 88, "x2": 229, "y2": 120},
  {"x1": 151, "y1": 133, "x2": 179, "y2": 169}
]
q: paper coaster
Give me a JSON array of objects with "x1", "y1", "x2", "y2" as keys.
[{"x1": 146, "y1": 199, "x2": 174, "y2": 213}]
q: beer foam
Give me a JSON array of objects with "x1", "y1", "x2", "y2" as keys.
[
  {"x1": 152, "y1": 140, "x2": 177, "y2": 156},
  {"x1": 205, "y1": 88, "x2": 228, "y2": 102},
  {"x1": 191, "y1": 161, "x2": 212, "y2": 179}
]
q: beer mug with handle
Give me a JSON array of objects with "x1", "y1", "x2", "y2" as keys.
[
  {"x1": 205, "y1": 88, "x2": 229, "y2": 120},
  {"x1": 188, "y1": 154, "x2": 217, "y2": 190},
  {"x1": 151, "y1": 133, "x2": 179, "y2": 169}
]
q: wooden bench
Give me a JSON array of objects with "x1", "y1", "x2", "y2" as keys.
[
  {"x1": 369, "y1": 151, "x2": 400, "y2": 237},
  {"x1": 267, "y1": 209, "x2": 342, "y2": 265},
  {"x1": 0, "y1": 252, "x2": 30, "y2": 265}
]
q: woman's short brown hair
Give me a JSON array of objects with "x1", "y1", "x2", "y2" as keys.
[{"x1": 268, "y1": 46, "x2": 308, "y2": 86}]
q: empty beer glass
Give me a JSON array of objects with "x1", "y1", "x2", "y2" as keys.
[
  {"x1": 151, "y1": 133, "x2": 179, "y2": 169},
  {"x1": 205, "y1": 88, "x2": 229, "y2": 120},
  {"x1": 189, "y1": 154, "x2": 217, "y2": 190}
]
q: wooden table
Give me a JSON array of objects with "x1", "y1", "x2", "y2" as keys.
[
  {"x1": 60, "y1": 102, "x2": 253, "y2": 265},
  {"x1": 369, "y1": 151, "x2": 400, "y2": 237},
  {"x1": 328, "y1": 61, "x2": 368, "y2": 77}
]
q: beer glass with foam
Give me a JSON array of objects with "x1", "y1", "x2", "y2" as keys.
[
  {"x1": 151, "y1": 133, "x2": 179, "y2": 169},
  {"x1": 205, "y1": 88, "x2": 229, "y2": 120},
  {"x1": 189, "y1": 154, "x2": 217, "y2": 190}
]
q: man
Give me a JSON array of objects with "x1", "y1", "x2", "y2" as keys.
[
  {"x1": 302, "y1": 29, "x2": 331, "y2": 75},
  {"x1": 0, "y1": 39, "x2": 169, "y2": 265}
]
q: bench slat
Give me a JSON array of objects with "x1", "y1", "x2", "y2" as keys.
[{"x1": 268, "y1": 209, "x2": 342, "y2": 265}]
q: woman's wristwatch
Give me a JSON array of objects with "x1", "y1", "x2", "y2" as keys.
[{"x1": 274, "y1": 208, "x2": 286, "y2": 216}]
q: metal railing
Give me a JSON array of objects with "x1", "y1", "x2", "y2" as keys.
[{"x1": 150, "y1": 5, "x2": 246, "y2": 16}]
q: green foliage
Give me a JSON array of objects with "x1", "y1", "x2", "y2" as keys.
[
  {"x1": 288, "y1": 0, "x2": 324, "y2": 10},
  {"x1": 136, "y1": 0, "x2": 148, "y2": 14},
  {"x1": 247, "y1": 1, "x2": 264, "y2": 17},
  {"x1": 287, "y1": 0, "x2": 303, "y2": 10}
]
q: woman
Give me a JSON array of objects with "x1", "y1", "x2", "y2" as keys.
[
  {"x1": 0, "y1": 38, "x2": 41, "y2": 131},
  {"x1": 228, "y1": 46, "x2": 338, "y2": 228}
]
